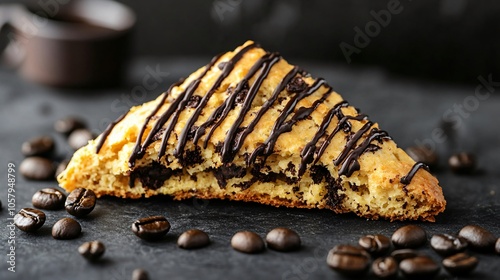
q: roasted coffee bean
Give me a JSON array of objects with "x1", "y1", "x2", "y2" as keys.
[
  {"x1": 391, "y1": 249, "x2": 419, "y2": 262},
  {"x1": 32, "y1": 188, "x2": 66, "y2": 210},
  {"x1": 359, "y1": 234, "x2": 391, "y2": 255},
  {"x1": 458, "y1": 225, "x2": 496, "y2": 252},
  {"x1": 430, "y1": 234, "x2": 467, "y2": 256},
  {"x1": 54, "y1": 116, "x2": 86, "y2": 136},
  {"x1": 52, "y1": 217, "x2": 81, "y2": 239},
  {"x1": 177, "y1": 229, "x2": 210, "y2": 249},
  {"x1": 78, "y1": 240, "x2": 105, "y2": 261},
  {"x1": 442, "y1": 252, "x2": 478, "y2": 276},
  {"x1": 65, "y1": 188, "x2": 96, "y2": 217},
  {"x1": 391, "y1": 225, "x2": 427, "y2": 248},
  {"x1": 266, "y1": 227, "x2": 301, "y2": 252},
  {"x1": 55, "y1": 160, "x2": 69, "y2": 178},
  {"x1": 14, "y1": 208, "x2": 46, "y2": 232},
  {"x1": 68, "y1": 129, "x2": 94, "y2": 150},
  {"x1": 448, "y1": 152, "x2": 476, "y2": 174},
  {"x1": 20, "y1": 157, "x2": 55, "y2": 180},
  {"x1": 399, "y1": 256, "x2": 440, "y2": 279},
  {"x1": 132, "y1": 216, "x2": 170, "y2": 241},
  {"x1": 231, "y1": 231, "x2": 265, "y2": 254},
  {"x1": 132, "y1": 268, "x2": 149, "y2": 280},
  {"x1": 372, "y1": 256, "x2": 398, "y2": 279},
  {"x1": 326, "y1": 245, "x2": 370, "y2": 276},
  {"x1": 405, "y1": 146, "x2": 438, "y2": 168},
  {"x1": 21, "y1": 136, "x2": 55, "y2": 157},
  {"x1": 496, "y1": 238, "x2": 500, "y2": 255}
]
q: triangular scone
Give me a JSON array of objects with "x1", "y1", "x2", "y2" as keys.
[{"x1": 58, "y1": 41, "x2": 445, "y2": 222}]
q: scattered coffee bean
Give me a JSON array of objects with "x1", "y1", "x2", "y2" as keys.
[
  {"x1": 132, "y1": 216, "x2": 170, "y2": 241},
  {"x1": 21, "y1": 136, "x2": 55, "y2": 157},
  {"x1": 68, "y1": 129, "x2": 94, "y2": 150},
  {"x1": 266, "y1": 227, "x2": 301, "y2": 252},
  {"x1": 20, "y1": 157, "x2": 55, "y2": 180},
  {"x1": 177, "y1": 229, "x2": 210, "y2": 249},
  {"x1": 391, "y1": 249, "x2": 419, "y2": 262},
  {"x1": 399, "y1": 256, "x2": 439, "y2": 279},
  {"x1": 372, "y1": 256, "x2": 398, "y2": 279},
  {"x1": 54, "y1": 116, "x2": 86, "y2": 136},
  {"x1": 78, "y1": 240, "x2": 105, "y2": 261},
  {"x1": 231, "y1": 231, "x2": 265, "y2": 254},
  {"x1": 65, "y1": 188, "x2": 97, "y2": 217},
  {"x1": 430, "y1": 234, "x2": 467, "y2": 256},
  {"x1": 32, "y1": 188, "x2": 66, "y2": 210},
  {"x1": 391, "y1": 225, "x2": 427, "y2": 248},
  {"x1": 442, "y1": 252, "x2": 478, "y2": 276},
  {"x1": 132, "y1": 268, "x2": 149, "y2": 280},
  {"x1": 55, "y1": 160, "x2": 69, "y2": 178},
  {"x1": 14, "y1": 208, "x2": 46, "y2": 232},
  {"x1": 359, "y1": 234, "x2": 391, "y2": 255},
  {"x1": 449, "y1": 152, "x2": 476, "y2": 174},
  {"x1": 52, "y1": 217, "x2": 81, "y2": 239},
  {"x1": 496, "y1": 238, "x2": 500, "y2": 255},
  {"x1": 458, "y1": 225, "x2": 496, "y2": 252},
  {"x1": 405, "y1": 146, "x2": 438, "y2": 168},
  {"x1": 326, "y1": 245, "x2": 370, "y2": 276}
]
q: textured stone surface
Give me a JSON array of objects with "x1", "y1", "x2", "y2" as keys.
[{"x1": 0, "y1": 59, "x2": 498, "y2": 279}]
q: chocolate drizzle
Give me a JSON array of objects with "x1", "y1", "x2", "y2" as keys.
[
  {"x1": 95, "y1": 42, "x2": 398, "y2": 189},
  {"x1": 400, "y1": 162, "x2": 430, "y2": 185},
  {"x1": 96, "y1": 111, "x2": 128, "y2": 153}
]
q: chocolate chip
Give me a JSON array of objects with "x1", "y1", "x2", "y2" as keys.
[
  {"x1": 78, "y1": 241, "x2": 105, "y2": 261},
  {"x1": 187, "y1": 95, "x2": 202, "y2": 108},
  {"x1": 391, "y1": 225, "x2": 427, "y2": 248},
  {"x1": 430, "y1": 234, "x2": 467, "y2": 256},
  {"x1": 448, "y1": 152, "x2": 476, "y2": 174},
  {"x1": 54, "y1": 116, "x2": 86, "y2": 136},
  {"x1": 14, "y1": 208, "x2": 46, "y2": 232},
  {"x1": 52, "y1": 217, "x2": 81, "y2": 240},
  {"x1": 286, "y1": 77, "x2": 307, "y2": 93},
  {"x1": 358, "y1": 234, "x2": 391, "y2": 255},
  {"x1": 442, "y1": 252, "x2": 478, "y2": 276},
  {"x1": 326, "y1": 245, "x2": 370, "y2": 276},
  {"x1": 458, "y1": 225, "x2": 496, "y2": 252},
  {"x1": 68, "y1": 129, "x2": 94, "y2": 150},
  {"x1": 32, "y1": 188, "x2": 66, "y2": 210},
  {"x1": 405, "y1": 146, "x2": 438, "y2": 168},
  {"x1": 231, "y1": 231, "x2": 265, "y2": 254},
  {"x1": 266, "y1": 227, "x2": 301, "y2": 252},
  {"x1": 21, "y1": 136, "x2": 55, "y2": 157},
  {"x1": 20, "y1": 157, "x2": 55, "y2": 180},
  {"x1": 177, "y1": 229, "x2": 210, "y2": 249}
]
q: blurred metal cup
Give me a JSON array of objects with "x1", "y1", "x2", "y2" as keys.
[{"x1": 0, "y1": 0, "x2": 136, "y2": 87}]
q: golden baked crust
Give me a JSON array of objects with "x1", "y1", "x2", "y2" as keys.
[{"x1": 58, "y1": 41, "x2": 446, "y2": 222}]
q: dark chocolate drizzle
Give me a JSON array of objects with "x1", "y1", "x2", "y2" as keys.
[
  {"x1": 95, "y1": 42, "x2": 399, "y2": 189},
  {"x1": 96, "y1": 111, "x2": 129, "y2": 153},
  {"x1": 400, "y1": 162, "x2": 430, "y2": 185}
]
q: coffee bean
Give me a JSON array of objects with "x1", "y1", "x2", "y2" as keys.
[
  {"x1": 14, "y1": 208, "x2": 46, "y2": 232},
  {"x1": 372, "y1": 256, "x2": 398, "y2": 279},
  {"x1": 52, "y1": 217, "x2": 81, "y2": 239},
  {"x1": 20, "y1": 157, "x2": 55, "y2": 180},
  {"x1": 132, "y1": 268, "x2": 149, "y2": 280},
  {"x1": 177, "y1": 229, "x2": 210, "y2": 249},
  {"x1": 32, "y1": 188, "x2": 66, "y2": 210},
  {"x1": 231, "y1": 231, "x2": 265, "y2": 254},
  {"x1": 391, "y1": 225, "x2": 427, "y2": 248},
  {"x1": 78, "y1": 241, "x2": 105, "y2": 261},
  {"x1": 458, "y1": 225, "x2": 496, "y2": 252},
  {"x1": 266, "y1": 227, "x2": 301, "y2": 252},
  {"x1": 65, "y1": 188, "x2": 97, "y2": 217},
  {"x1": 391, "y1": 249, "x2": 419, "y2": 262},
  {"x1": 448, "y1": 152, "x2": 476, "y2": 174},
  {"x1": 54, "y1": 116, "x2": 86, "y2": 136},
  {"x1": 399, "y1": 256, "x2": 439, "y2": 279},
  {"x1": 55, "y1": 160, "x2": 69, "y2": 178},
  {"x1": 21, "y1": 136, "x2": 55, "y2": 157},
  {"x1": 405, "y1": 146, "x2": 438, "y2": 168},
  {"x1": 326, "y1": 245, "x2": 370, "y2": 276},
  {"x1": 430, "y1": 234, "x2": 467, "y2": 256},
  {"x1": 442, "y1": 252, "x2": 478, "y2": 276},
  {"x1": 68, "y1": 129, "x2": 94, "y2": 150},
  {"x1": 496, "y1": 238, "x2": 500, "y2": 255},
  {"x1": 359, "y1": 234, "x2": 391, "y2": 255},
  {"x1": 132, "y1": 216, "x2": 170, "y2": 241}
]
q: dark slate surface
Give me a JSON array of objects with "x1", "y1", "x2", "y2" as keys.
[{"x1": 0, "y1": 58, "x2": 499, "y2": 280}]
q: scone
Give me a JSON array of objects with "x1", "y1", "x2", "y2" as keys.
[{"x1": 58, "y1": 41, "x2": 446, "y2": 222}]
